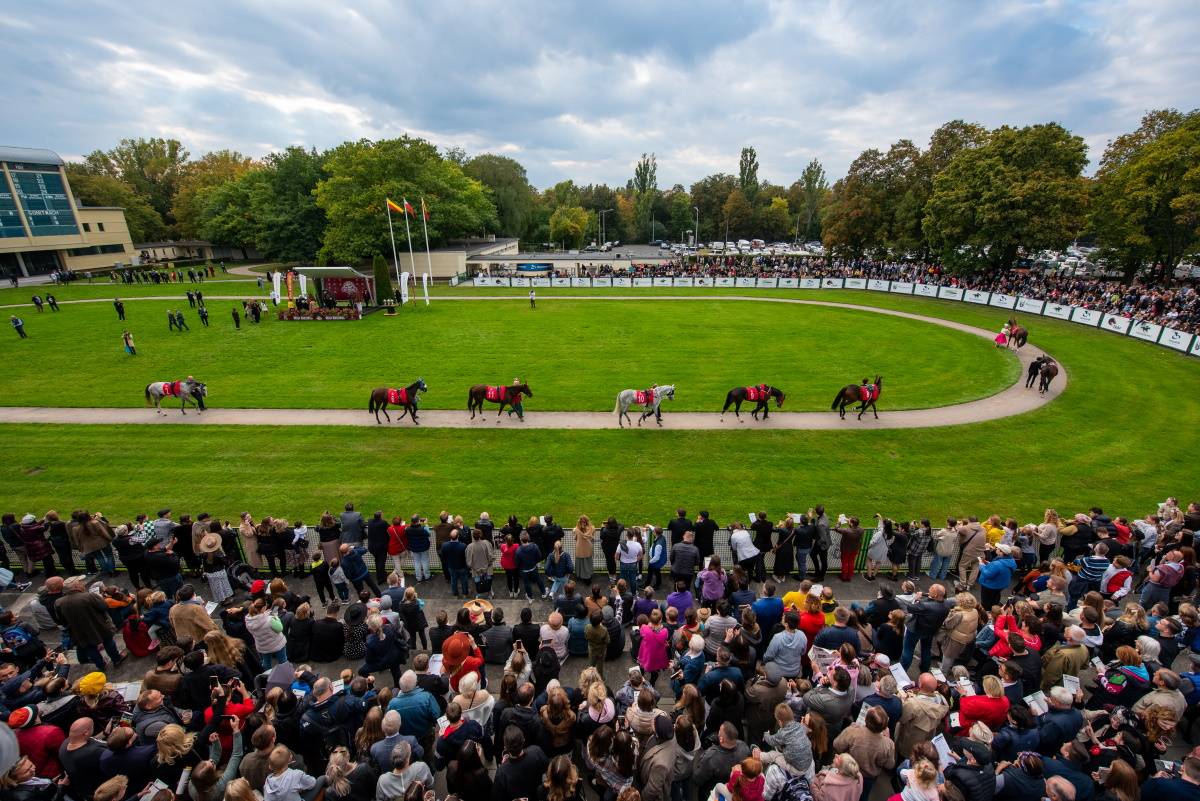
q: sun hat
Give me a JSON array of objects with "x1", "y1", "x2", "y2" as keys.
[
  {"x1": 344, "y1": 604, "x2": 366, "y2": 626},
  {"x1": 198, "y1": 533, "x2": 222, "y2": 554},
  {"x1": 7, "y1": 707, "x2": 35, "y2": 729},
  {"x1": 77, "y1": 672, "x2": 107, "y2": 696},
  {"x1": 441, "y1": 632, "x2": 472, "y2": 671},
  {"x1": 19, "y1": 515, "x2": 35, "y2": 525},
  {"x1": 463, "y1": 599, "x2": 493, "y2": 624}
]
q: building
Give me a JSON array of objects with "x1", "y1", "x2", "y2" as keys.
[
  {"x1": 0, "y1": 146, "x2": 136, "y2": 277},
  {"x1": 391, "y1": 236, "x2": 519, "y2": 278}
]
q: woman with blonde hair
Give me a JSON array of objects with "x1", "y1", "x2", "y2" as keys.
[
  {"x1": 154, "y1": 723, "x2": 202, "y2": 788},
  {"x1": 577, "y1": 665, "x2": 603, "y2": 701},
  {"x1": 222, "y1": 778, "x2": 258, "y2": 801},
  {"x1": 237, "y1": 513, "x2": 258, "y2": 569},
  {"x1": 203, "y1": 629, "x2": 260, "y2": 685},
  {"x1": 902, "y1": 758, "x2": 941, "y2": 801},
  {"x1": 1037, "y1": 509, "x2": 1060, "y2": 561},
  {"x1": 576, "y1": 680, "x2": 616, "y2": 739},
  {"x1": 323, "y1": 746, "x2": 374, "y2": 801},
  {"x1": 939, "y1": 593, "x2": 980, "y2": 672},
  {"x1": 958, "y1": 674, "x2": 1009, "y2": 733},
  {"x1": 812, "y1": 752, "x2": 862, "y2": 801},
  {"x1": 575, "y1": 515, "x2": 596, "y2": 581},
  {"x1": 543, "y1": 754, "x2": 581, "y2": 801}
]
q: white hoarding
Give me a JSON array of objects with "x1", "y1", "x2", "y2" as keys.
[
  {"x1": 736, "y1": 277, "x2": 756, "y2": 287},
  {"x1": 716, "y1": 277, "x2": 735, "y2": 287},
  {"x1": 757, "y1": 277, "x2": 778, "y2": 288},
  {"x1": 592, "y1": 277, "x2": 612, "y2": 287},
  {"x1": 800, "y1": 278, "x2": 822, "y2": 289},
  {"x1": 552, "y1": 277, "x2": 571, "y2": 287},
  {"x1": 613, "y1": 277, "x2": 632, "y2": 287},
  {"x1": 989, "y1": 293, "x2": 1016, "y2": 309},
  {"x1": 964, "y1": 290, "x2": 990, "y2": 304},
  {"x1": 938, "y1": 287, "x2": 964, "y2": 301},
  {"x1": 1071, "y1": 307, "x2": 1102, "y2": 327},
  {"x1": 890, "y1": 281, "x2": 914, "y2": 294},
  {"x1": 1159, "y1": 327, "x2": 1193, "y2": 351},
  {"x1": 1128, "y1": 320, "x2": 1162, "y2": 342},
  {"x1": 653, "y1": 277, "x2": 673, "y2": 287},
  {"x1": 571, "y1": 277, "x2": 591, "y2": 287},
  {"x1": 633, "y1": 277, "x2": 653, "y2": 287},
  {"x1": 868, "y1": 279, "x2": 890, "y2": 292},
  {"x1": 914, "y1": 284, "x2": 939, "y2": 298},
  {"x1": 779, "y1": 278, "x2": 799, "y2": 288},
  {"x1": 511, "y1": 277, "x2": 530, "y2": 287},
  {"x1": 1100, "y1": 313, "x2": 1131, "y2": 335},
  {"x1": 1016, "y1": 297, "x2": 1045, "y2": 314},
  {"x1": 694, "y1": 277, "x2": 714, "y2": 287},
  {"x1": 1043, "y1": 303, "x2": 1071, "y2": 320},
  {"x1": 841, "y1": 278, "x2": 864, "y2": 289}
]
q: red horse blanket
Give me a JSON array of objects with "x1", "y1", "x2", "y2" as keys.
[
  {"x1": 485, "y1": 385, "x2": 507, "y2": 402},
  {"x1": 386, "y1": 387, "x2": 408, "y2": 405},
  {"x1": 745, "y1": 384, "x2": 769, "y2": 402},
  {"x1": 635, "y1": 389, "x2": 655, "y2": 405},
  {"x1": 161, "y1": 380, "x2": 183, "y2": 397},
  {"x1": 859, "y1": 384, "x2": 880, "y2": 403}
]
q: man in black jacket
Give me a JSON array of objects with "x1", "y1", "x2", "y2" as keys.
[
  {"x1": 491, "y1": 726, "x2": 549, "y2": 801},
  {"x1": 897, "y1": 583, "x2": 953, "y2": 672},
  {"x1": 542, "y1": 515, "x2": 565, "y2": 551},
  {"x1": 492, "y1": 683, "x2": 542, "y2": 757},
  {"x1": 693, "y1": 511, "x2": 718, "y2": 559},
  {"x1": 145, "y1": 539, "x2": 183, "y2": 598},
  {"x1": 177, "y1": 650, "x2": 238, "y2": 712},
  {"x1": 366, "y1": 511, "x2": 390, "y2": 582},
  {"x1": 310, "y1": 603, "x2": 346, "y2": 662},
  {"x1": 669, "y1": 532, "x2": 701, "y2": 589},
  {"x1": 412, "y1": 653, "x2": 449, "y2": 712},
  {"x1": 945, "y1": 738, "x2": 996, "y2": 801},
  {"x1": 667, "y1": 508, "x2": 694, "y2": 547}
]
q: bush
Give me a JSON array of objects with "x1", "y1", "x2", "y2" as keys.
[{"x1": 372, "y1": 254, "x2": 392, "y2": 305}]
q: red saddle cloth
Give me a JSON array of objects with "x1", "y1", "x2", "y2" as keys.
[
  {"x1": 485, "y1": 385, "x2": 505, "y2": 402},
  {"x1": 635, "y1": 389, "x2": 655, "y2": 405},
  {"x1": 387, "y1": 387, "x2": 408, "y2": 405},
  {"x1": 746, "y1": 385, "x2": 768, "y2": 402},
  {"x1": 859, "y1": 385, "x2": 879, "y2": 403},
  {"x1": 162, "y1": 380, "x2": 183, "y2": 397}
]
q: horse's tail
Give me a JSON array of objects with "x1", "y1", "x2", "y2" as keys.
[
  {"x1": 613, "y1": 395, "x2": 621, "y2": 415},
  {"x1": 830, "y1": 389, "x2": 844, "y2": 410},
  {"x1": 144, "y1": 385, "x2": 152, "y2": 406},
  {"x1": 368, "y1": 394, "x2": 376, "y2": 413},
  {"x1": 722, "y1": 390, "x2": 733, "y2": 412}
]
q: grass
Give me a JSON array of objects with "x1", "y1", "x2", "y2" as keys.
[
  {"x1": 1, "y1": 287, "x2": 1197, "y2": 524},
  {"x1": 0, "y1": 296, "x2": 1017, "y2": 411},
  {"x1": 0, "y1": 277, "x2": 259, "y2": 304}
]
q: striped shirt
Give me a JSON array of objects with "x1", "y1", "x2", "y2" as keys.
[{"x1": 1077, "y1": 555, "x2": 1111, "y2": 582}]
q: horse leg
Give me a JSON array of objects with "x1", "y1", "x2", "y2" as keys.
[
  {"x1": 871, "y1": 401, "x2": 878, "y2": 420},
  {"x1": 382, "y1": 404, "x2": 391, "y2": 423},
  {"x1": 655, "y1": 405, "x2": 663, "y2": 427},
  {"x1": 762, "y1": 401, "x2": 769, "y2": 420}
]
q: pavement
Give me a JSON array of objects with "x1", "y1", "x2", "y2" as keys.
[{"x1": 0, "y1": 296, "x2": 1066, "y2": 430}]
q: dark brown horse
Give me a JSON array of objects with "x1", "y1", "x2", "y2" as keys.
[
  {"x1": 831, "y1": 375, "x2": 883, "y2": 420},
  {"x1": 1038, "y1": 361, "x2": 1058, "y2": 394},
  {"x1": 367, "y1": 378, "x2": 427, "y2": 424},
  {"x1": 468, "y1": 382, "x2": 532, "y2": 421},
  {"x1": 721, "y1": 384, "x2": 786, "y2": 421},
  {"x1": 1006, "y1": 317, "x2": 1029, "y2": 348}
]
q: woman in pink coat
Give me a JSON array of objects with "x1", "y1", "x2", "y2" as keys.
[{"x1": 637, "y1": 608, "x2": 671, "y2": 684}]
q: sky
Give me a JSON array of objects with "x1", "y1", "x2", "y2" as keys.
[{"x1": 2, "y1": 0, "x2": 1198, "y2": 189}]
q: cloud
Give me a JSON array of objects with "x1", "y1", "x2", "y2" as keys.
[{"x1": 0, "y1": 0, "x2": 1196, "y2": 189}]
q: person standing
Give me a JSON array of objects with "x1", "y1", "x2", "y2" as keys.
[
  {"x1": 811, "y1": 505, "x2": 832, "y2": 581},
  {"x1": 574, "y1": 515, "x2": 595, "y2": 582},
  {"x1": 122, "y1": 330, "x2": 136, "y2": 356},
  {"x1": 167, "y1": 309, "x2": 178, "y2": 331},
  {"x1": 186, "y1": 290, "x2": 196, "y2": 308},
  {"x1": 833, "y1": 516, "x2": 864, "y2": 582},
  {"x1": 231, "y1": 307, "x2": 241, "y2": 329},
  {"x1": 10, "y1": 315, "x2": 27, "y2": 338},
  {"x1": 56, "y1": 576, "x2": 123, "y2": 668},
  {"x1": 196, "y1": 290, "x2": 204, "y2": 307},
  {"x1": 31, "y1": 295, "x2": 43, "y2": 312},
  {"x1": 198, "y1": 306, "x2": 209, "y2": 327},
  {"x1": 46, "y1": 294, "x2": 58, "y2": 311},
  {"x1": 113, "y1": 298, "x2": 126, "y2": 320},
  {"x1": 529, "y1": 289, "x2": 536, "y2": 308},
  {"x1": 175, "y1": 309, "x2": 190, "y2": 331}
]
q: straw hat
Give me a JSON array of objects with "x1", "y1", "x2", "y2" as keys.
[
  {"x1": 198, "y1": 533, "x2": 222, "y2": 554},
  {"x1": 463, "y1": 598, "x2": 493, "y2": 624}
]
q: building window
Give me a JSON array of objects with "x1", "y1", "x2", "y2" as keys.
[
  {"x1": 97, "y1": 222, "x2": 105, "y2": 232},
  {"x1": 82, "y1": 222, "x2": 91, "y2": 232}
]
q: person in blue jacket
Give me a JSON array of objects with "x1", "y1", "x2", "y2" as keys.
[
  {"x1": 646, "y1": 527, "x2": 668, "y2": 590},
  {"x1": 514, "y1": 532, "x2": 545, "y2": 602},
  {"x1": 339, "y1": 543, "x2": 381, "y2": 596},
  {"x1": 406, "y1": 515, "x2": 432, "y2": 582},
  {"x1": 544, "y1": 540, "x2": 574, "y2": 599},
  {"x1": 438, "y1": 531, "x2": 469, "y2": 598},
  {"x1": 978, "y1": 544, "x2": 1019, "y2": 610}
]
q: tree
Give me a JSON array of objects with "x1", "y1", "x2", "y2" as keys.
[
  {"x1": 789, "y1": 159, "x2": 828, "y2": 242},
  {"x1": 464, "y1": 154, "x2": 537, "y2": 239},
  {"x1": 548, "y1": 205, "x2": 588, "y2": 248},
  {"x1": 250, "y1": 147, "x2": 327, "y2": 262},
  {"x1": 172, "y1": 150, "x2": 256, "y2": 239},
  {"x1": 757, "y1": 197, "x2": 792, "y2": 241},
  {"x1": 739, "y1": 146, "x2": 760, "y2": 202},
  {"x1": 372, "y1": 253, "x2": 392, "y2": 301},
  {"x1": 689, "y1": 173, "x2": 737, "y2": 242},
  {"x1": 821, "y1": 149, "x2": 889, "y2": 259},
  {"x1": 82, "y1": 138, "x2": 190, "y2": 227},
  {"x1": 924, "y1": 123, "x2": 1089, "y2": 272},
  {"x1": 633, "y1": 153, "x2": 657, "y2": 196},
  {"x1": 721, "y1": 188, "x2": 754, "y2": 239},
  {"x1": 665, "y1": 188, "x2": 695, "y2": 243},
  {"x1": 196, "y1": 170, "x2": 264, "y2": 251},
  {"x1": 63, "y1": 166, "x2": 168, "y2": 243},
  {"x1": 314, "y1": 137, "x2": 497, "y2": 264}
]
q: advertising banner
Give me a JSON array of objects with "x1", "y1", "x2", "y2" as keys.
[
  {"x1": 890, "y1": 281, "x2": 914, "y2": 294},
  {"x1": 1190, "y1": 337, "x2": 1200, "y2": 358},
  {"x1": 938, "y1": 286, "x2": 964, "y2": 301},
  {"x1": 399, "y1": 272, "x2": 410, "y2": 304},
  {"x1": 1159, "y1": 327, "x2": 1193, "y2": 352},
  {"x1": 964, "y1": 290, "x2": 990, "y2": 304},
  {"x1": 757, "y1": 277, "x2": 779, "y2": 288},
  {"x1": 736, "y1": 277, "x2": 756, "y2": 287},
  {"x1": 653, "y1": 277, "x2": 673, "y2": 287},
  {"x1": 716, "y1": 277, "x2": 736, "y2": 287},
  {"x1": 674, "y1": 277, "x2": 694, "y2": 287},
  {"x1": 511, "y1": 277, "x2": 530, "y2": 287},
  {"x1": 633, "y1": 277, "x2": 653, "y2": 287},
  {"x1": 592, "y1": 277, "x2": 612, "y2": 287},
  {"x1": 552, "y1": 277, "x2": 571, "y2": 287},
  {"x1": 989, "y1": 293, "x2": 1017, "y2": 309},
  {"x1": 571, "y1": 277, "x2": 591, "y2": 287},
  {"x1": 778, "y1": 278, "x2": 799, "y2": 288},
  {"x1": 868, "y1": 279, "x2": 890, "y2": 292},
  {"x1": 1128, "y1": 320, "x2": 1162, "y2": 342},
  {"x1": 1100, "y1": 313, "x2": 1131, "y2": 335},
  {"x1": 913, "y1": 283, "x2": 939, "y2": 298},
  {"x1": 1070, "y1": 307, "x2": 1102, "y2": 326},
  {"x1": 531, "y1": 277, "x2": 550, "y2": 287},
  {"x1": 1043, "y1": 302, "x2": 1071, "y2": 320},
  {"x1": 840, "y1": 278, "x2": 862, "y2": 289},
  {"x1": 613, "y1": 277, "x2": 632, "y2": 287},
  {"x1": 800, "y1": 278, "x2": 822, "y2": 289},
  {"x1": 694, "y1": 277, "x2": 714, "y2": 287},
  {"x1": 1016, "y1": 297, "x2": 1045, "y2": 314},
  {"x1": 473, "y1": 276, "x2": 487, "y2": 286}
]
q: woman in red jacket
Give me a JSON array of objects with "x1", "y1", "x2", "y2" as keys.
[
  {"x1": 499, "y1": 534, "x2": 520, "y2": 599},
  {"x1": 956, "y1": 674, "x2": 1010, "y2": 734},
  {"x1": 386, "y1": 517, "x2": 407, "y2": 577}
]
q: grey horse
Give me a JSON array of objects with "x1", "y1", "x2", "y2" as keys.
[
  {"x1": 614, "y1": 384, "x2": 675, "y2": 428},
  {"x1": 145, "y1": 379, "x2": 207, "y2": 415}
]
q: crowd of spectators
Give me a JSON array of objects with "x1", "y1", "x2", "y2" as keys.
[{"x1": 1, "y1": 497, "x2": 1200, "y2": 801}]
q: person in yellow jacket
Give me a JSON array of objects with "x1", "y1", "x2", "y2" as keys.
[{"x1": 983, "y1": 515, "x2": 1005, "y2": 546}]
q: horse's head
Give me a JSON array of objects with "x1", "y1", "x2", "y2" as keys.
[
  {"x1": 415, "y1": 378, "x2": 428, "y2": 393},
  {"x1": 874, "y1": 375, "x2": 883, "y2": 387},
  {"x1": 659, "y1": 385, "x2": 675, "y2": 400},
  {"x1": 774, "y1": 388, "x2": 786, "y2": 408},
  {"x1": 519, "y1": 383, "x2": 532, "y2": 397}
]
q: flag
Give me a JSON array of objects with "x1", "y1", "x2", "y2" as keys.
[
  {"x1": 386, "y1": 198, "x2": 403, "y2": 214},
  {"x1": 403, "y1": 200, "x2": 415, "y2": 217},
  {"x1": 421, "y1": 197, "x2": 429, "y2": 221}
]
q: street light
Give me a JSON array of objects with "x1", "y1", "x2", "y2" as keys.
[
  {"x1": 599, "y1": 209, "x2": 613, "y2": 247},
  {"x1": 693, "y1": 206, "x2": 700, "y2": 248}
]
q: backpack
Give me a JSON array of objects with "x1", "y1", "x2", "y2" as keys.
[{"x1": 773, "y1": 770, "x2": 813, "y2": 801}]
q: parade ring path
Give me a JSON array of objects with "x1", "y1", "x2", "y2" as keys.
[{"x1": 0, "y1": 295, "x2": 1066, "y2": 430}]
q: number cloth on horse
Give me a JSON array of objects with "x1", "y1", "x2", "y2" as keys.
[
  {"x1": 859, "y1": 384, "x2": 879, "y2": 403},
  {"x1": 386, "y1": 387, "x2": 408, "y2": 405},
  {"x1": 745, "y1": 384, "x2": 769, "y2": 402},
  {"x1": 635, "y1": 388, "x2": 655, "y2": 405},
  {"x1": 161, "y1": 380, "x2": 184, "y2": 397},
  {"x1": 485, "y1": 385, "x2": 507, "y2": 403}
]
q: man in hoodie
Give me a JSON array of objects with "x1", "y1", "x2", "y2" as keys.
[
  {"x1": 638, "y1": 714, "x2": 681, "y2": 801},
  {"x1": 762, "y1": 610, "x2": 807, "y2": 681}
]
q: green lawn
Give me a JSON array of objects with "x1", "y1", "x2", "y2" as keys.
[
  {"x1": 1, "y1": 287, "x2": 1197, "y2": 525},
  {"x1": 0, "y1": 277, "x2": 260, "y2": 304},
  {"x1": 0, "y1": 296, "x2": 1017, "y2": 411}
]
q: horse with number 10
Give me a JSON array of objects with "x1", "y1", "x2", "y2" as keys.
[
  {"x1": 467, "y1": 382, "x2": 533, "y2": 421},
  {"x1": 614, "y1": 384, "x2": 676, "y2": 428}
]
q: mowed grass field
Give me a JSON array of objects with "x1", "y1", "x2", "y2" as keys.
[
  {"x1": 1, "y1": 286, "x2": 1198, "y2": 524},
  {"x1": 0, "y1": 295, "x2": 1017, "y2": 411}
]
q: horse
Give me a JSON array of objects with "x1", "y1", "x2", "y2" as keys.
[
  {"x1": 367, "y1": 379, "x2": 428, "y2": 424},
  {"x1": 721, "y1": 384, "x2": 786, "y2": 421},
  {"x1": 830, "y1": 375, "x2": 883, "y2": 420},
  {"x1": 468, "y1": 383, "x2": 533, "y2": 421},
  {"x1": 1006, "y1": 317, "x2": 1029, "y2": 349},
  {"x1": 614, "y1": 384, "x2": 675, "y2": 428},
  {"x1": 145, "y1": 379, "x2": 207, "y2": 415},
  {"x1": 1038, "y1": 361, "x2": 1059, "y2": 394}
]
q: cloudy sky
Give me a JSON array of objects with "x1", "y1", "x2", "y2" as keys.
[{"x1": 2, "y1": 0, "x2": 1197, "y2": 189}]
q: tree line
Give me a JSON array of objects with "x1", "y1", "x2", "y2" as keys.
[{"x1": 63, "y1": 109, "x2": 1198, "y2": 276}]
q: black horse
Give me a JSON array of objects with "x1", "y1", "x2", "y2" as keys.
[
  {"x1": 831, "y1": 375, "x2": 883, "y2": 420},
  {"x1": 367, "y1": 378, "x2": 428, "y2": 424},
  {"x1": 721, "y1": 384, "x2": 786, "y2": 421},
  {"x1": 468, "y1": 383, "x2": 532, "y2": 421}
]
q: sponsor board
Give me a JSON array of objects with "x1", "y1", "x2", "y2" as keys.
[
  {"x1": 531, "y1": 277, "x2": 550, "y2": 287},
  {"x1": 653, "y1": 277, "x2": 673, "y2": 287},
  {"x1": 571, "y1": 277, "x2": 592, "y2": 287},
  {"x1": 800, "y1": 278, "x2": 822, "y2": 289},
  {"x1": 889, "y1": 281, "x2": 914, "y2": 294},
  {"x1": 989, "y1": 293, "x2": 1016, "y2": 309},
  {"x1": 716, "y1": 277, "x2": 735, "y2": 287},
  {"x1": 613, "y1": 277, "x2": 632, "y2": 287},
  {"x1": 938, "y1": 286, "x2": 964, "y2": 301},
  {"x1": 1043, "y1": 303, "x2": 1071, "y2": 320},
  {"x1": 592, "y1": 277, "x2": 612, "y2": 287},
  {"x1": 1016, "y1": 297, "x2": 1045, "y2": 314},
  {"x1": 552, "y1": 277, "x2": 571, "y2": 287},
  {"x1": 868, "y1": 279, "x2": 890, "y2": 291},
  {"x1": 841, "y1": 278, "x2": 864, "y2": 289},
  {"x1": 914, "y1": 284, "x2": 939, "y2": 298},
  {"x1": 1070, "y1": 307, "x2": 1101, "y2": 326},
  {"x1": 964, "y1": 290, "x2": 990, "y2": 304},
  {"x1": 510, "y1": 277, "x2": 530, "y2": 287},
  {"x1": 694, "y1": 277, "x2": 714, "y2": 287},
  {"x1": 1100, "y1": 313, "x2": 1131, "y2": 335},
  {"x1": 779, "y1": 278, "x2": 799, "y2": 288},
  {"x1": 1128, "y1": 320, "x2": 1162, "y2": 342},
  {"x1": 1159, "y1": 327, "x2": 1193, "y2": 352},
  {"x1": 674, "y1": 277, "x2": 694, "y2": 287},
  {"x1": 633, "y1": 277, "x2": 653, "y2": 287},
  {"x1": 757, "y1": 277, "x2": 779, "y2": 288},
  {"x1": 736, "y1": 277, "x2": 757, "y2": 287},
  {"x1": 1190, "y1": 337, "x2": 1200, "y2": 358}
]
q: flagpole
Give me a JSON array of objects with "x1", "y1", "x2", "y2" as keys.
[
  {"x1": 402, "y1": 197, "x2": 417, "y2": 304},
  {"x1": 385, "y1": 199, "x2": 401, "y2": 291},
  {"x1": 420, "y1": 197, "x2": 434, "y2": 280}
]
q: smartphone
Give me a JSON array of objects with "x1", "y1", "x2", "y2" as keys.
[
  {"x1": 119, "y1": 711, "x2": 134, "y2": 727},
  {"x1": 1098, "y1": 767, "x2": 1111, "y2": 782},
  {"x1": 209, "y1": 676, "x2": 220, "y2": 688}
]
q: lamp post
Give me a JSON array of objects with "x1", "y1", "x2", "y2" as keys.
[
  {"x1": 693, "y1": 206, "x2": 700, "y2": 248},
  {"x1": 599, "y1": 208, "x2": 613, "y2": 248}
]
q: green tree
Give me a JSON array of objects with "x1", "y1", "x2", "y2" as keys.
[
  {"x1": 665, "y1": 188, "x2": 695, "y2": 243},
  {"x1": 464, "y1": 154, "x2": 537, "y2": 239},
  {"x1": 197, "y1": 170, "x2": 265, "y2": 251},
  {"x1": 314, "y1": 137, "x2": 497, "y2": 264},
  {"x1": 821, "y1": 149, "x2": 889, "y2": 259},
  {"x1": 82, "y1": 138, "x2": 190, "y2": 227},
  {"x1": 172, "y1": 150, "x2": 255, "y2": 238},
  {"x1": 372, "y1": 253, "x2": 392, "y2": 302},
  {"x1": 721, "y1": 188, "x2": 754, "y2": 239},
  {"x1": 548, "y1": 205, "x2": 588, "y2": 248},
  {"x1": 739, "y1": 146, "x2": 760, "y2": 202},
  {"x1": 689, "y1": 173, "x2": 737, "y2": 242},
  {"x1": 788, "y1": 159, "x2": 828, "y2": 242},
  {"x1": 63, "y1": 166, "x2": 168, "y2": 242},
  {"x1": 633, "y1": 153, "x2": 657, "y2": 196},
  {"x1": 757, "y1": 196, "x2": 792, "y2": 241},
  {"x1": 924, "y1": 123, "x2": 1089, "y2": 271},
  {"x1": 250, "y1": 147, "x2": 327, "y2": 262}
]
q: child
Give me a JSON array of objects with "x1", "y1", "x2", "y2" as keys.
[
  {"x1": 819, "y1": 586, "x2": 838, "y2": 625},
  {"x1": 309, "y1": 555, "x2": 334, "y2": 606},
  {"x1": 142, "y1": 591, "x2": 174, "y2": 645},
  {"x1": 290, "y1": 521, "x2": 309, "y2": 578},
  {"x1": 263, "y1": 745, "x2": 322, "y2": 801},
  {"x1": 328, "y1": 558, "x2": 350, "y2": 601},
  {"x1": 398, "y1": 586, "x2": 428, "y2": 650},
  {"x1": 995, "y1": 323, "x2": 1010, "y2": 348}
]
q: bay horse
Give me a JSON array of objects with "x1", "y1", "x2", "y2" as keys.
[
  {"x1": 145, "y1": 379, "x2": 207, "y2": 415},
  {"x1": 1038, "y1": 360, "x2": 1059, "y2": 394},
  {"x1": 468, "y1": 383, "x2": 532, "y2": 421},
  {"x1": 368, "y1": 378, "x2": 427, "y2": 424},
  {"x1": 614, "y1": 384, "x2": 675, "y2": 428},
  {"x1": 1006, "y1": 317, "x2": 1029, "y2": 349},
  {"x1": 721, "y1": 384, "x2": 786, "y2": 421},
  {"x1": 830, "y1": 375, "x2": 882, "y2": 420}
]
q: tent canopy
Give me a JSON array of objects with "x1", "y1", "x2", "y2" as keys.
[{"x1": 292, "y1": 266, "x2": 370, "y2": 279}]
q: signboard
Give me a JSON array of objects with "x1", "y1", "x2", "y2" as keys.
[
  {"x1": 735, "y1": 277, "x2": 756, "y2": 287},
  {"x1": 826, "y1": 278, "x2": 849, "y2": 289},
  {"x1": 1189, "y1": 337, "x2": 1200, "y2": 358},
  {"x1": 571, "y1": 277, "x2": 591, "y2": 287},
  {"x1": 674, "y1": 277, "x2": 694, "y2": 287},
  {"x1": 694, "y1": 277, "x2": 714, "y2": 287},
  {"x1": 592, "y1": 277, "x2": 612, "y2": 287},
  {"x1": 531, "y1": 277, "x2": 550, "y2": 287},
  {"x1": 552, "y1": 277, "x2": 571, "y2": 287},
  {"x1": 1016, "y1": 297, "x2": 1045, "y2": 314},
  {"x1": 510, "y1": 277, "x2": 530, "y2": 287},
  {"x1": 914, "y1": 283, "x2": 939, "y2": 298},
  {"x1": 756, "y1": 277, "x2": 778, "y2": 288},
  {"x1": 472, "y1": 276, "x2": 487, "y2": 286},
  {"x1": 1159, "y1": 327, "x2": 1193, "y2": 352},
  {"x1": 612, "y1": 277, "x2": 632, "y2": 287},
  {"x1": 633, "y1": 277, "x2": 653, "y2": 287},
  {"x1": 778, "y1": 278, "x2": 799, "y2": 288},
  {"x1": 843, "y1": 278, "x2": 865, "y2": 289},
  {"x1": 0, "y1": 187, "x2": 24, "y2": 238},
  {"x1": 1070, "y1": 307, "x2": 1102, "y2": 326},
  {"x1": 1100, "y1": 313, "x2": 1131, "y2": 335},
  {"x1": 989, "y1": 293, "x2": 1017, "y2": 309},
  {"x1": 653, "y1": 277, "x2": 672, "y2": 287},
  {"x1": 938, "y1": 286, "x2": 964, "y2": 301},
  {"x1": 324, "y1": 276, "x2": 371, "y2": 301},
  {"x1": 11, "y1": 169, "x2": 78, "y2": 236},
  {"x1": 799, "y1": 278, "x2": 822, "y2": 289},
  {"x1": 868, "y1": 279, "x2": 890, "y2": 292},
  {"x1": 716, "y1": 277, "x2": 735, "y2": 287},
  {"x1": 1129, "y1": 320, "x2": 1162, "y2": 342},
  {"x1": 964, "y1": 290, "x2": 990, "y2": 304},
  {"x1": 890, "y1": 281, "x2": 914, "y2": 294},
  {"x1": 1043, "y1": 303, "x2": 1071, "y2": 320}
]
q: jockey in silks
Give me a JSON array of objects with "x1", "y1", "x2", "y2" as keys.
[{"x1": 506, "y1": 377, "x2": 525, "y2": 420}]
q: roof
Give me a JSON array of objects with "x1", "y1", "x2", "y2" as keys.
[
  {"x1": 292, "y1": 266, "x2": 370, "y2": 279},
  {"x1": 468, "y1": 251, "x2": 672, "y2": 262},
  {"x1": 0, "y1": 146, "x2": 64, "y2": 166},
  {"x1": 134, "y1": 240, "x2": 212, "y2": 248},
  {"x1": 436, "y1": 238, "x2": 519, "y2": 255}
]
